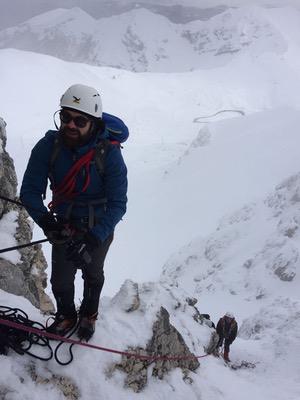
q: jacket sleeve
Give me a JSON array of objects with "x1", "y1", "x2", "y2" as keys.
[
  {"x1": 229, "y1": 321, "x2": 238, "y2": 342},
  {"x1": 91, "y1": 145, "x2": 128, "y2": 242},
  {"x1": 20, "y1": 137, "x2": 51, "y2": 223}
]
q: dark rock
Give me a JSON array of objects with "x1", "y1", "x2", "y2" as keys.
[
  {"x1": 114, "y1": 307, "x2": 200, "y2": 392},
  {"x1": 28, "y1": 363, "x2": 80, "y2": 399},
  {"x1": 147, "y1": 307, "x2": 200, "y2": 379},
  {"x1": 0, "y1": 118, "x2": 54, "y2": 312}
]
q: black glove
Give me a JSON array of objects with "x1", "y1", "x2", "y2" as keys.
[
  {"x1": 66, "y1": 232, "x2": 99, "y2": 267},
  {"x1": 38, "y1": 213, "x2": 72, "y2": 243}
]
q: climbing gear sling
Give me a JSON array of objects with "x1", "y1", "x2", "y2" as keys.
[{"x1": 47, "y1": 137, "x2": 119, "y2": 229}]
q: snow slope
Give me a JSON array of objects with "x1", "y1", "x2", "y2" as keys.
[
  {"x1": 0, "y1": 4, "x2": 300, "y2": 397},
  {"x1": 160, "y1": 172, "x2": 300, "y2": 399},
  {"x1": 0, "y1": 171, "x2": 300, "y2": 400},
  {"x1": 1, "y1": 44, "x2": 300, "y2": 295}
]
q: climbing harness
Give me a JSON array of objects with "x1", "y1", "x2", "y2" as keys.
[{"x1": 47, "y1": 137, "x2": 116, "y2": 227}]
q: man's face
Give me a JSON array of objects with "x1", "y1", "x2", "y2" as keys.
[{"x1": 59, "y1": 108, "x2": 93, "y2": 147}]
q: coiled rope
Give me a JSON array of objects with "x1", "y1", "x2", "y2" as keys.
[
  {"x1": 0, "y1": 306, "x2": 77, "y2": 365},
  {"x1": 0, "y1": 306, "x2": 209, "y2": 365}
]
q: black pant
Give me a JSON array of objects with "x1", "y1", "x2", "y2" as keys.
[
  {"x1": 50, "y1": 233, "x2": 113, "y2": 317},
  {"x1": 217, "y1": 337, "x2": 231, "y2": 353}
]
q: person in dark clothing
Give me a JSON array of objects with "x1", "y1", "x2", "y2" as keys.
[
  {"x1": 20, "y1": 84, "x2": 128, "y2": 341},
  {"x1": 216, "y1": 312, "x2": 238, "y2": 362}
]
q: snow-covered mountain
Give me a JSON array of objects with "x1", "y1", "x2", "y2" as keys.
[
  {"x1": 162, "y1": 173, "x2": 300, "y2": 316},
  {"x1": 0, "y1": 5, "x2": 297, "y2": 72},
  {"x1": 0, "y1": 1, "x2": 228, "y2": 30},
  {"x1": 0, "y1": 3, "x2": 300, "y2": 398}
]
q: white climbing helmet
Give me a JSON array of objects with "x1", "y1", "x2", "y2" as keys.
[
  {"x1": 225, "y1": 312, "x2": 234, "y2": 319},
  {"x1": 60, "y1": 84, "x2": 103, "y2": 118}
]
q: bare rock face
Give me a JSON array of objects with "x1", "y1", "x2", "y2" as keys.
[
  {"x1": 114, "y1": 347, "x2": 149, "y2": 393},
  {"x1": 0, "y1": 118, "x2": 17, "y2": 216},
  {"x1": 111, "y1": 279, "x2": 140, "y2": 312},
  {"x1": 148, "y1": 307, "x2": 200, "y2": 378},
  {"x1": 0, "y1": 117, "x2": 53, "y2": 312},
  {"x1": 28, "y1": 363, "x2": 80, "y2": 400},
  {"x1": 204, "y1": 331, "x2": 219, "y2": 355},
  {"x1": 115, "y1": 306, "x2": 200, "y2": 392}
]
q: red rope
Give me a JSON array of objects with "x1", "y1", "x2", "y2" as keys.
[
  {"x1": 48, "y1": 149, "x2": 95, "y2": 210},
  {"x1": 48, "y1": 140, "x2": 121, "y2": 211},
  {"x1": 0, "y1": 317, "x2": 209, "y2": 361}
]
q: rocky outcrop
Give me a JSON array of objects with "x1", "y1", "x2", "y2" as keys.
[
  {"x1": 111, "y1": 279, "x2": 140, "y2": 312},
  {"x1": 0, "y1": 118, "x2": 17, "y2": 216},
  {"x1": 115, "y1": 306, "x2": 200, "y2": 392},
  {"x1": 28, "y1": 363, "x2": 80, "y2": 400},
  {"x1": 148, "y1": 307, "x2": 200, "y2": 377},
  {"x1": 0, "y1": 117, "x2": 53, "y2": 312}
]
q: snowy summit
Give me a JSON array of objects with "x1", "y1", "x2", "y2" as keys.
[
  {"x1": 0, "y1": 5, "x2": 296, "y2": 71},
  {"x1": 0, "y1": 1, "x2": 299, "y2": 400}
]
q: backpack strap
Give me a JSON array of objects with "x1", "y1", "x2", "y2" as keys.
[
  {"x1": 93, "y1": 138, "x2": 114, "y2": 177},
  {"x1": 48, "y1": 136, "x2": 119, "y2": 187},
  {"x1": 44, "y1": 136, "x2": 62, "y2": 199},
  {"x1": 46, "y1": 137, "x2": 119, "y2": 223}
]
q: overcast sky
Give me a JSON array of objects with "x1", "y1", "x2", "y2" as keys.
[
  {"x1": 138, "y1": 0, "x2": 300, "y2": 4},
  {"x1": 0, "y1": 0, "x2": 299, "y2": 29}
]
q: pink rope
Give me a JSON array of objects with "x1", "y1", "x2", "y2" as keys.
[{"x1": 0, "y1": 317, "x2": 209, "y2": 361}]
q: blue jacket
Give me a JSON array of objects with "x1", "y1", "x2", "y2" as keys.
[{"x1": 20, "y1": 116, "x2": 128, "y2": 242}]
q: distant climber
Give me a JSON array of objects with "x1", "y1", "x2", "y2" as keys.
[{"x1": 216, "y1": 312, "x2": 238, "y2": 362}]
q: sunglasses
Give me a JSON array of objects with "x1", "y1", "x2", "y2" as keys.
[{"x1": 59, "y1": 110, "x2": 91, "y2": 128}]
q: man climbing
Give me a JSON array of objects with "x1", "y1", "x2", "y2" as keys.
[
  {"x1": 216, "y1": 312, "x2": 238, "y2": 362},
  {"x1": 20, "y1": 84, "x2": 128, "y2": 341}
]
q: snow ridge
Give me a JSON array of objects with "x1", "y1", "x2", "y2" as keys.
[{"x1": 0, "y1": 5, "x2": 294, "y2": 72}]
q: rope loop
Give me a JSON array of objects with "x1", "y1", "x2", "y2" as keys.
[
  {"x1": 49, "y1": 149, "x2": 95, "y2": 211},
  {"x1": 0, "y1": 306, "x2": 210, "y2": 365}
]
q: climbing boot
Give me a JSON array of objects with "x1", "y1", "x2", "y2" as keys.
[
  {"x1": 77, "y1": 312, "x2": 98, "y2": 342},
  {"x1": 224, "y1": 350, "x2": 230, "y2": 362},
  {"x1": 46, "y1": 313, "x2": 78, "y2": 336}
]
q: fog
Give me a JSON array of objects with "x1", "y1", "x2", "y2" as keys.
[{"x1": 1, "y1": 0, "x2": 299, "y2": 29}]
